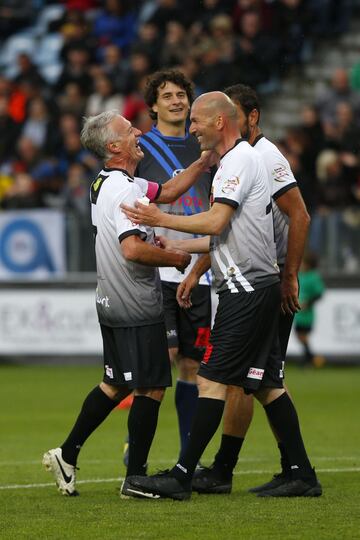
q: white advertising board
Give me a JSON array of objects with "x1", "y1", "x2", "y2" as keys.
[
  {"x1": 0, "y1": 289, "x2": 101, "y2": 355},
  {"x1": 0, "y1": 288, "x2": 359, "y2": 357}
]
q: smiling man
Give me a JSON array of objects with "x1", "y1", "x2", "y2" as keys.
[
  {"x1": 123, "y1": 92, "x2": 321, "y2": 501},
  {"x1": 133, "y1": 70, "x2": 214, "y2": 464},
  {"x1": 42, "y1": 110, "x2": 215, "y2": 498}
]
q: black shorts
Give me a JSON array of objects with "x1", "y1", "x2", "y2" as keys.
[
  {"x1": 279, "y1": 311, "x2": 294, "y2": 362},
  {"x1": 198, "y1": 283, "x2": 283, "y2": 393},
  {"x1": 162, "y1": 281, "x2": 211, "y2": 361},
  {"x1": 295, "y1": 324, "x2": 312, "y2": 334},
  {"x1": 100, "y1": 322, "x2": 172, "y2": 389}
]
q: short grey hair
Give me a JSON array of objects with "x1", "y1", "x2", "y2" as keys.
[{"x1": 80, "y1": 110, "x2": 120, "y2": 160}]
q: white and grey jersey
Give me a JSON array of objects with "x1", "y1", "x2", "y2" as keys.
[
  {"x1": 253, "y1": 136, "x2": 297, "y2": 266},
  {"x1": 90, "y1": 167, "x2": 163, "y2": 327},
  {"x1": 210, "y1": 140, "x2": 279, "y2": 294}
]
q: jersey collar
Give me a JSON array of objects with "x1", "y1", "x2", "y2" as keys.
[
  {"x1": 251, "y1": 133, "x2": 264, "y2": 147},
  {"x1": 220, "y1": 138, "x2": 247, "y2": 160},
  {"x1": 150, "y1": 124, "x2": 189, "y2": 141},
  {"x1": 103, "y1": 167, "x2": 134, "y2": 180}
]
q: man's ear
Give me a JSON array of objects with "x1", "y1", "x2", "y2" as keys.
[
  {"x1": 249, "y1": 109, "x2": 259, "y2": 127},
  {"x1": 108, "y1": 141, "x2": 121, "y2": 153}
]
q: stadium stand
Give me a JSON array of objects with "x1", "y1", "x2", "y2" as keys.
[{"x1": 0, "y1": 0, "x2": 359, "y2": 275}]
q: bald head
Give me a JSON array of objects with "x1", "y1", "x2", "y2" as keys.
[
  {"x1": 190, "y1": 91, "x2": 240, "y2": 153},
  {"x1": 193, "y1": 91, "x2": 238, "y2": 120}
]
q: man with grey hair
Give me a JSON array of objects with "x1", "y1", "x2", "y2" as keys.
[
  {"x1": 42, "y1": 110, "x2": 216, "y2": 498},
  {"x1": 122, "y1": 92, "x2": 321, "y2": 500}
]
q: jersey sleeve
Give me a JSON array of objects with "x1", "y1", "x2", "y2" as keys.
[
  {"x1": 264, "y1": 148, "x2": 297, "y2": 200},
  {"x1": 112, "y1": 182, "x2": 148, "y2": 243},
  {"x1": 213, "y1": 152, "x2": 253, "y2": 208},
  {"x1": 134, "y1": 176, "x2": 162, "y2": 202}
]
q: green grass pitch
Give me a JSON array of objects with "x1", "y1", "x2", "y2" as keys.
[{"x1": 0, "y1": 363, "x2": 359, "y2": 539}]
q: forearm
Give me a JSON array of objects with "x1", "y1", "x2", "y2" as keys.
[
  {"x1": 190, "y1": 253, "x2": 211, "y2": 280},
  {"x1": 157, "y1": 158, "x2": 208, "y2": 203},
  {"x1": 283, "y1": 214, "x2": 310, "y2": 278},
  {"x1": 125, "y1": 242, "x2": 185, "y2": 268},
  {"x1": 167, "y1": 236, "x2": 210, "y2": 253},
  {"x1": 158, "y1": 209, "x2": 224, "y2": 235}
]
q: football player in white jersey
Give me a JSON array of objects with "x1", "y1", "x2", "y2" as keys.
[
  {"x1": 122, "y1": 92, "x2": 321, "y2": 500},
  {"x1": 42, "y1": 110, "x2": 216, "y2": 498},
  {"x1": 188, "y1": 84, "x2": 312, "y2": 496}
]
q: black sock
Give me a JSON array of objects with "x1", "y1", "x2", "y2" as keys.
[
  {"x1": 213, "y1": 434, "x2": 244, "y2": 477},
  {"x1": 171, "y1": 397, "x2": 225, "y2": 485},
  {"x1": 278, "y1": 442, "x2": 291, "y2": 476},
  {"x1": 175, "y1": 380, "x2": 198, "y2": 461},
  {"x1": 61, "y1": 386, "x2": 118, "y2": 466},
  {"x1": 264, "y1": 393, "x2": 314, "y2": 482},
  {"x1": 126, "y1": 396, "x2": 161, "y2": 477}
]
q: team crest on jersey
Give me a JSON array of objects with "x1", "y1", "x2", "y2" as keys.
[
  {"x1": 222, "y1": 175, "x2": 240, "y2": 194},
  {"x1": 273, "y1": 165, "x2": 288, "y2": 181}
]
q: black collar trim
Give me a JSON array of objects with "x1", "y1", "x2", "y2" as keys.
[
  {"x1": 103, "y1": 167, "x2": 134, "y2": 179},
  {"x1": 220, "y1": 138, "x2": 246, "y2": 160},
  {"x1": 251, "y1": 134, "x2": 264, "y2": 147}
]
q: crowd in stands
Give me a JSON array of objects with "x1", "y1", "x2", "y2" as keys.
[{"x1": 0, "y1": 0, "x2": 358, "y2": 270}]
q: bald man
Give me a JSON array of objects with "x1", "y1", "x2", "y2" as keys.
[{"x1": 123, "y1": 92, "x2": 321, "y2": 500}]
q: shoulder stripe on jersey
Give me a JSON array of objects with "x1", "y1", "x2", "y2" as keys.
[
  {"x1": 145, "y1": 131, "x2": 184, "y2": 170},
  {"x1": 118, "y1": 229, "x2": 147, "y2": 243},
  {"x1": 90, "y1": 173, "x2": 108, "y2": 204},
  {"x1": 140, "y1": 137, "x2": 174, "y2": 177},
  {"x1": 272, "y1": 182, "x2": 297, "y2": 201},
  {"x1": 213, "y1": 197, "x2": 238, "y2": 209},
  {"x1": 141, "y1": 132, "x2": 211, "y2": 284}
]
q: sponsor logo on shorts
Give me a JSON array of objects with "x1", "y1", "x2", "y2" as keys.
[
  {"x1": 247, "y1": 367, "x2": 264, "y2": 380},
  {"x1": 124, "y1": 372, "x2": 132, "y2": 381},
  {"x1": 105, "y1": 365, "x2": 113, "y2": 379},
  {"x1": 176, "y1": 463, "x2": 187, "y2": 474},
  {"x1": 167, "y1": 329, "x2": 177, "y2": 338},
  {"x1": 279, "y1": 361, "x2": 285, "y2": 379}
]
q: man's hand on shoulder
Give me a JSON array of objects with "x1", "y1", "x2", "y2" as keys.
[{"x1": 199, "y1": 149, "x2": 219, "y2": 170}]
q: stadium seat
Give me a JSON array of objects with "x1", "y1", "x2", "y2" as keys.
[
  {"x1": 39, "y1": 63, "x2": 63, "y2": 84},
  {"x1": 0, "y1": 35, "x2": 37, "y2": 69},
  {"x1": 35, "y1": 33, "x2": 64, "y2": 67},
  {"x1": 32, "y1": 4, "x2": 65, "y2": 37}
]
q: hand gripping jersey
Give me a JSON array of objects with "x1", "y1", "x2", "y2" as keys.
[
  {"x1": 210, "y1": 140, "x2": 279, "y2": 294},
  {"x1": 90, "y1": 167, "x2": 163, "y2": 327},
  {"x1": 136, "y1": 126, "x2": 213, "y2": 285},
  {"x1": 252, "y1": 135, "x2": 298, "y2": 267}
]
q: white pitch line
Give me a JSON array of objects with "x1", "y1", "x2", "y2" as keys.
[
  {"x1": 0, "y1": 456, "x2": 359, "y2": 467},
  {"x1": 0, "y1": 467, "x2": 359, "y2": 491}
]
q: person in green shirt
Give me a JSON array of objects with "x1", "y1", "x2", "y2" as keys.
[{"x1": 295, "y1": 252, "x2": 325, "y2": 366}]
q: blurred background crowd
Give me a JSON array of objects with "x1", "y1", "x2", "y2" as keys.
[{"x1": 0, "y1": 0, "x2": 359, "y2": 273}]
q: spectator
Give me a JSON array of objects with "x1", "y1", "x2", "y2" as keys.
[
  {"x1": 85, "y1": 74, "x2": 124, "y2": 116},
  {"x1": 0, "y1": 172, "x2": 43, "y2": 209},
  {"x1": 160, "y1": 21, "x2": 188, "y2": 67},
  {"x1": 132, "y1": 22, "x2": 162, "y2": 69},
  {"x1": 234, "y1": 10, "x2": 280, "y2": 90},
  {"x1": 55, "y1": 45, "x2": 93, "y2": 96},
  {"x1": 0, "y1": 95, "x2": 20, "y2": 162},
  {"x1": 12, "y1": 53, "x2": 46, "y2": 89},
  {"x1": 315, "y1": 68, "x2": 360, "y2": 126},
  {"x1": 100, "y1": 44, "x2": 130, "y2": 94},
  {"x1": 92, "y1": 0, "x2": 138, "y2": 57},
  {"x1": 20, "y1": 97, "x2": 58, "y2": 155},
  {"x1": 57, "y1": 82, "x2": 87, "y2": 118}
]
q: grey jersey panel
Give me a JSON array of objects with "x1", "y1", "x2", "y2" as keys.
[
  {"x1": 91, "y1": 169, "x2": 163, "y2": 327},
  {"x1": 254, "y1": 137, "x2": 297, "y2": 266},
  {"x1": 210, "y1": 141, "x2": 279, "y2": 293}
]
